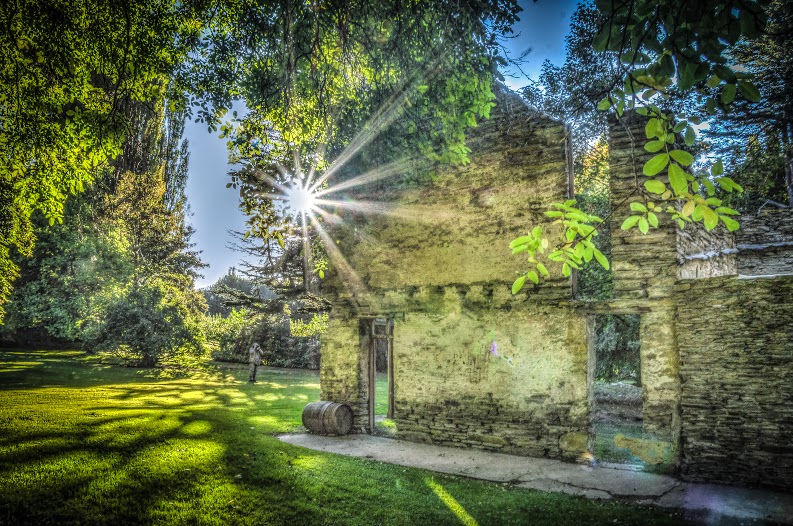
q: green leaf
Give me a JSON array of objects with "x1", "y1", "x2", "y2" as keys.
[
  {"x1": 643, "y1": 153, "x2": 669, "y2": 176},
  {"x1": 717, "y1": 176, "x2": 742, "y2": 193},
  {"x1": 562, "y1": 263, "x2": 571, "y2": 278},
  {"x1": 721, "y1": 215, "x2": 740, "y2": 232},
  {"x1": 648, "y1": 212, "x2": 659, "y2": 228},
  {"x1": 682, "y1": 200, "x2": 695, "y2": 217},
  {"x1": 509, "y1": 236, "x2": 532, "y2": 249},
  {"x1": 630, "y1": 202, "x2": 647, "y2": 213},
  {"x1": 673, "y1": 121, "x2": 687, "y2": 133},
  {"x1": 638, "y1": 217, "x2": 649, "y2": 234},
  {"x1": 545, "y1": 211, "x2": 564, "y2": 218},
  {"x1": 512, "y1": 245, "x2": 528, "y2": 255},
  {"x1": 644, "y1": 179, "x2": 666, "y2": 194},
  {"x1": 593, "y1": 248, "x2": 610, "y2": 270},
  {"x1": 621, "y1": 215, "x2": 641, "y2": 230},
  {"x1": 583, "y1": 243, "x2": 594, "y2": 262},
  {"x1": 715, "y1": 65, "x2": 737, "y2": 83},
  {"x1": 536, "y1": 263, "x2": 549, "y2": 277},
  {"x1": 318, "y1": 270, "x2": 325, "y2": 279},
  {"x1": 597, "y1": 97, "x2": 613, "y2": 111},
  {"x1": 527, "y1": 271, "x2": 539, "y2": 285},
  {"x1": 645, "y1": 118, "x2": 662, "y2": 139},
  {"x1": 706, "y1": 75, "x2": 721, "y2": 88},
  {"x1": 644, "y1": 140, "x2": 665, "y2": 153},
  {"x1": 702, "y1": 206, "x2": 719, "y2": 231},
  {"x1": 592, "y1": 27, "x2": 610, "y2": 52},
  {"x1": 512, "y1": 275, "x2": 527, "y2": 294},
  {"x1": 715, "y1": 206, "x2": 739, "y2": 216},
  {"x1": 669, "y1": 150, "x2": 694, "y2": 167},
  {"x1": 531, "y1": 226, "x2": 543, "y2": 238},
  {"x1": 703, "y1": 178, "x2": 716, "y2": 196},
  {"x1": 684, "y1": 126, "x2": 696, "y2": 146},
  {"x1": 668, "y1": 163, "x2": 688, "y2": 195},
  {"x1": 737, "y1": 80, "x2": 761, "y2": 102},
  {"x1": 712, "y1": 159, "x2": 724, "y2": 176},
  {"x1": 692, "y1": 205, "x2": 704, "y2": 221},
  {"x1": 677, "y1": 60, "x2": 696, "y2": 91},
  {"x1": 721, "y1": 83, "x2": 737, "y2": 104}
]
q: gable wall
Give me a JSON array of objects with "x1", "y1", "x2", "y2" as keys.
[{"x1": 320, "y1": 90, "x2": 593, "y2": 458}]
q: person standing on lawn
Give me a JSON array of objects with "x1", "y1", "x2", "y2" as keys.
[{"x1": 248, "y1": 342, "x2": 263, "y2": 383}]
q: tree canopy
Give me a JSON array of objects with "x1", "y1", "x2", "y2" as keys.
[
  {"x1": 511, "y1": 0, "x2": 782, "y2": 293},
  {"x1": 0, "y1": 0, "x2": 204, "y2": 318}
]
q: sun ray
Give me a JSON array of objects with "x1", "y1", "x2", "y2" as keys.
[
  {"x1": 292, "y1": 150, "x2": 303, "y2": 181},
  {"x1": 309, "y1": 57, "x2": 445, "y2": 193},
  {"x1": 312, "y1": 207, "x2": 381, "y2": 245},
  {"x1": 252, "y1": 192, "x2": 286, "y2": 201},
  {"x1": 251, "y1": 167, "x2": 291, "y2": 195},
  {"x1": 309, "y1": 215, "x2": 368, "y2": 298},
  {"x1": 314, "y1": 159, "x2": 411, "y2": 197},
  {"x1": 313, "y1": 198, "x2": 402, "y2": 218},
  {"x1": 311, "y1": 206, "x2": 344, "y2": 225}
]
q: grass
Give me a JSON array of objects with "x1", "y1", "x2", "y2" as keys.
[
  {"x1": 375, "y1": 372, "x2": 389, "y2": 416},
  {"x1": 0, "y1": 349, "x2": 691, "y2": 525}
]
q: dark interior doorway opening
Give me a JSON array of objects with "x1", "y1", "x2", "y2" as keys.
[{"x1": 590, "y1": 314, "x2": 643, "y2": 465}]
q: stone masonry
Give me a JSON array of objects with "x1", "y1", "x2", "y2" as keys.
[
  {"x1": 319, "y1": 92, "x2": 793, "y2": 491},
  {"x1": 676, "y1": 275, "x2": 793, "y2": 490},
  {"x1": 321, "y1": 86, "x2": 591, "y2": 459}
]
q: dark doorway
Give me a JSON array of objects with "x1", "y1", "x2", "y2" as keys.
[{"x1": 590, "y1": 314, "x2": 643, "y2": 465}]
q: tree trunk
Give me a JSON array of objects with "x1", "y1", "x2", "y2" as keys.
[{"x1": 785, "y1": 124, "x2": 793, "y2": 207}]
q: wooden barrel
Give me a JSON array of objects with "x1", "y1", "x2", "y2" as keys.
[{"x1": 302, "y1": 401, "x2": 353, "y2": 436}]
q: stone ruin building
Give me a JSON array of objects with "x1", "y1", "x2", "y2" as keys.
[{"x1": 318, "y1": 87, "x2": 793, "y2": 492}]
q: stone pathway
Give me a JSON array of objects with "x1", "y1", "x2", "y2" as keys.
[{"x1": 278, "y1": 433, "x2": 793, "y2": 524}]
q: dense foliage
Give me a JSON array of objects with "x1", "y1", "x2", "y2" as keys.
[
  {"x1": 1, "y1": 92, "x2": 206, "y2": 366},
  {"x1": 85, "y1": 277, "x2": 205, "y2": 366},
  {"x1": 0, "y1": 0, "x2": 204, "y2": 318},
  {"x1": 201, "y1": 242, "x2": 324, "y2": 368},
  {"x1": 594, "y1": 315, "x2": 640, "y2": 384},
  {"x1": 512, "y1": 0, "x2": 780, "y2": 293},
  {"x1": 207, "y1": 0, "x2": 523, "y2": 292},
  {"x1": 712, "y1": 0, "x2": 793, "y2": 210}
]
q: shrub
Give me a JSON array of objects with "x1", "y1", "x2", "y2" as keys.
[
  {"x1": 85, "y1": 277, "x2": 205, "y2": 366},
  {"x1": 202, "y1": 309, "x2": 250, "y2": 361}
]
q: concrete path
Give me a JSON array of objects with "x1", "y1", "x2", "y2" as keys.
[{"x1": 278, "y1": 433, "x2": 793, "y2": 524}]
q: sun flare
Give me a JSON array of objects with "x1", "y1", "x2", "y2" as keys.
[{"x1": 285, "y1": 185, "x2": 316, "y2": 214}]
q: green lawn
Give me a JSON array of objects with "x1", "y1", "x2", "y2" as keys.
[
  {"x1": 375, "y1": 372, "x2": 389, "y2": 416},
  {"x1": 0, "y1": 349, "x2": 689, "y2": 525}
]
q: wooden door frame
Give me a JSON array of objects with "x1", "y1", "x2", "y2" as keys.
[{"x1": 365, "y1": 317, "x2": 394, "y2": 432}]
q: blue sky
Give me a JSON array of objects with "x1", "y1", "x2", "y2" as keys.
[{"x1": 184, "y1": 0, "x2": 580, "y2": 288}]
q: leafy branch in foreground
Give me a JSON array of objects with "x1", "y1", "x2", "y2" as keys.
[
  {"x1": 511, "y1": 0, "x2": 769, "y2": 294},
  {"x1": 511, "y1": 202, "x2": 608, "y2": 293}
]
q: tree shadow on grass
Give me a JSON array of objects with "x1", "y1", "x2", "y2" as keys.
[{"x1": 0, "y1": 350, "x2": 690, "y2": 526}]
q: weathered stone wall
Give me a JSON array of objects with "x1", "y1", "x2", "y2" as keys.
[
  {"x1": 676, "y1": 275, "x2": 793, "y2": 490},
  {"x1": 320, "y1": 87, "x2": 591, "y2": 457},
  {"x1": 392, "y1": 306, "x2": 589, "y2": 458},
  {"x1": 736, "y1": 210, "x2": 793, "y2": 276},
  {"x1": 329, "y1": 93, "x2": 573, "y2": 302},
  {"x1": 608, "y1": 114, "x2": 679, "y2": 302},
  {"x1": 677, "y1": 224, "x2": 737, "y2": 279},
  {"x1": 606, "y1": 113, "x2": 680, "y2": 445},
  {"x1": 320, "y1": 314, "x2": 368, "y2": 431}
]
